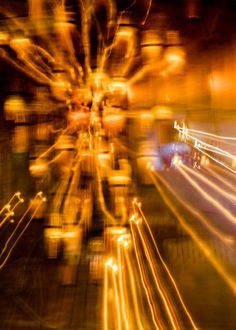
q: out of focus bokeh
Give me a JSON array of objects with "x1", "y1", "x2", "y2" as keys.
[{"x1": 0, "y1": 0, "x2": 236, "y2": 329}]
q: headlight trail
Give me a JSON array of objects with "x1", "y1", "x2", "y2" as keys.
[
  {"x1": 196, "y1": 144, "x2": 234, "y2": 159},
  {"x1": 148, "y1": 168, "x2": 236, "y2": 295},
  {"x1": 181, "y1": 163, "x2": 236, "y2": 203},
  {"x1": 176, "y1": 164, "x2": 236, "y2": 226},
  {"x1": 210, "y1": 163, "x2": 236, "y2": 182},
  {"x1": 190, "y1": 134, "x2": 233, "y2": 160},
  {"x1": 174, "y1": 122, "x2": 236, "y2": 173},
  {"x1": 195, "y1": 145, "x2": 236, "y2": 174},
  {"x1": 202, "y1": 165, "x2": 236, "y2": 193},
  {"x1": 151, "y1": 170, "x2": 234, "y2": 244},
  {"x1": 181, "y1": 127, "x2": 236, "y2": 141}
]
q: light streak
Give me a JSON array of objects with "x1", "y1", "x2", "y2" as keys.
[
  {"x1": 174, "y1": 122, "x2": 236, "y2": 174},
  {"x1": 133, "y1": 200, "x2": 200, "y2": 329},
  {"x1": 176, "y1": 164, "x2": 236, "y2": 226},
  {"x1": 197, "y1": 144, "x2": 234, "y2": 159},
  {"x1": 0, "y1": 192, "x2": 46, "y2": 270},
  {"x1": 142, "y1": 0, "x2": 153, "y2": 25},
  {"x1": 112, "y1": 263, "x2": 122, "y2": 330},
  {"x1": 181, "y1": 163, "x2": 236, "y2": 203},
  {"x1": 103, "y1": 260, "x2": 109, "y2": 330},
  {"x1": 203, "y1": 166, "x2": 236, "y2": 193},
  {"x1": 135, "y1": 221, "x2": 181, "y2": 330},
  {"x1": 0, "y1": 192, "x2": 22, "y2": 215},
  {"x1": 0, "y1": 193, "x2": 24, "y2": 228},
  {"x1": 148, "y1": 169, "x2": 236, "y2": 295},
  {"x1": 0, "y1": 210, "x2": 15, "y2": 228},
  {"x1": 209, "y1": 163, "x2": 236, "y2": 184},
  {"x1": 151, "y1": 170, "x2": 233, "y2": 244},
  {"x1": 123, "y1": 246, "x2": 145, "y2": 330},
  {"x1": 0, "y1": 48, "x2": 52, "y2": 85},
  {"x1": 104, "y1": 228, "x2": 146, "y2": 329},
  {"x1": 79, "y1": 0, "x2": 92, "y2": 77},
  {"x1": 195, "y1": 146, "x2": 236, "y2": 174},
  {"x1": 189, "y1": 133, "x2": 233, "y2": 160},
  {"x1": 130, "y1": 218, "x2": 163, "y2": 330},
  {"x1": 104, "y1": 258, "x2": 122, "y2": 330},
  {"x1": 182, "y1": 127, "x2": 236, "y2": 141},
  {"x1": 117, "y1": 239, "x2": 130, "y2": 330},
  {"x1": 0, "y1": 198, "x2": 24, "y2": 229}
]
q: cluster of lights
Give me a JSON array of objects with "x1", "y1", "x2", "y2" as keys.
[{"x1": 174, "y1": 121, "x2": 236, "y2": 173}]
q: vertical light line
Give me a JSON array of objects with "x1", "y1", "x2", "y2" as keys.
[
  {"x1": 130, "y1": 221, "x2": 162, "y2": 330},
  {"x1": 112, "y1": 268, "x2": 122, "y2": 330},
  {"x1": 135, "y1": 202, "x2": 199, "y2": 330},
  {"x1": 117, "y1": 243, "x2": 130, "y2": 330},
  {"x1": 103, "y1": 264, "x2": 108, "y2": 330},
  {"x1": 136, "y1": 222, "x2": 180, "y2": 330},
  {"x1": 124, "y1": 247, "x2": 144, "y2": 330}
]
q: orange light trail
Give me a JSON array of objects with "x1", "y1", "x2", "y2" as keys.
[
  {"x1": 195, "y1": 146, "x2": 236, "y2": 174},
  {"x1": 112, "y1": 264, "x2": 122, "y2": 330},
  {"x1": 181, "y1": 163, "x2": 236, "y2": 203},
  {"x1": 0, "y1": 192, "x2": 23, "y2": 215},
  {"x1": 174, "y1": 122, "x2": 236, "y2": 174},
  {"x1": 103, "y1": 259, "x2": 109, "y2": 330},
  {"x1": 123, "y1": 244, "x2": 145, "y2": 330},
  {"x1": 203, "y1": 165, "x2": 236, "y2": 193},
  {"x1": 148, "y1": 168, "x2": 236, "y2": 295},
  {"x1": 135, "y1": 220, "x2": 181, "y2": 330},
  {"x1": 117, "y1": 238, "x2": 130, "y2": 330},
  {"x1": 130, "y1": 219, "x2": 164, "y2": 330},
  {"x1": 104, "y1": 258, "x2": 122, "y2": 330},
  {"x1": 176, "y1": 164, "x2": 236, "y2": 225},
  {"x1": 0, "y1": 192, "x2": 46, "y2": 269},
  {"x1": 181, "y1": 127, "x2": 236, "y2": 141},
  {"x1": 0, "y1": 198, "x2": 24, "y2": 229},
  {"x1": 133, "y1": 200, "x2": 200, "y2": 330},
  {"x1": 151, "y1": 171, "x2": 233, "y2": 244},
  {"x1": 196, "y1": 143, "x2": 234, "y2": 159}
]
